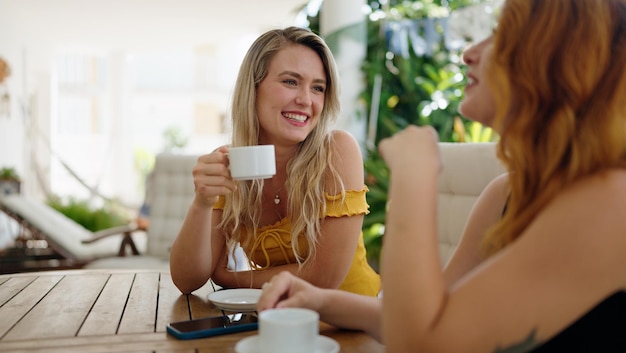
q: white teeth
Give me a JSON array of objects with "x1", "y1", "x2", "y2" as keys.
[{"x1": 283, "y1": 113, "x2": 307, "y2": 122}]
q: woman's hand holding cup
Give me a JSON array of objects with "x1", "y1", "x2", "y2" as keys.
[
  {"x1": 192, "y1": 146, "x2": 237, "y2": 208},
  {"x1": 192, "y1": 145, "x2": 277, "y2": 208}
]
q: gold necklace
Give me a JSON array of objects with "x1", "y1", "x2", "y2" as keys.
[{"x1": 272, "y1": 179, "x2": 285, "y2": 205}]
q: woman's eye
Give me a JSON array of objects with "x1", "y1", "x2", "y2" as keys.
[
  {"x1": 283, "y1": 79, "x2": 297, "y2": 86},
  {"x1": 313, "y1": 85, "x2": 325, "y2": 93}
]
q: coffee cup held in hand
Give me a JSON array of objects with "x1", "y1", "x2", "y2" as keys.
[
  {"x1": 228, "y1": 145, "x2": 276, "y2": 180},
  {"x1": 258, "y1": 308, "x2": 319, "y2": 353}
]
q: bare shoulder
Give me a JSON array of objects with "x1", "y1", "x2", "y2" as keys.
[
  {"x1": 520, "y1": 168, "x2": 626, "y2": 289},
  {"x1": 560, "y1": 169, "x2": 626, "y2": 205},
  {"x1": 470, "y1": 172, "x2": 510, "y2": 216},
  {"x1": 595, "y1": 169, "x2": 626, "y2": 195},
  {"x1": 482, "y1": 172, "x2": 509, "y2": 197},
  {"x1": 329, "y1": 130, "x2": 361, "y2": 152},
  {"x1": 542, "y1": 169, "x2": 626, "y2": 248},
  {"x1": 327, "y1": 130, "x2": 365, "y2": 189},
  {"x1": 576, "y1": 169, "x2": 626, "y2": 223},
  {"x1": 328, "y1": 130, "x2": 364, "y2": 165}
]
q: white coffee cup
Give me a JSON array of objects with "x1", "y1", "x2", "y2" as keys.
[
  {"x1": 228, "y1": 145, "x2": 276, "y2": 180},
  {"x1": 258, "y1": 308, "x2": 319, "y2": 353}
]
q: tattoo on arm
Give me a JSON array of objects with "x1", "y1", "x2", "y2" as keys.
[{"x1": 494, "y1": 329, "x2": 539, "y2": 353}]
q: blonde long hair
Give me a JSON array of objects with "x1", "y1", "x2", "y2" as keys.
[
  {"x1": 219, "y1": 27, "x2": 342, "y2": 266},
  {"x1": 483, "y1": 0, "x2": 626, "y2": 255}
]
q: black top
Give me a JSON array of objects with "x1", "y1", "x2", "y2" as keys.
[{"x1": 529, "y1": 291, "x2": 626, "y2": 352}]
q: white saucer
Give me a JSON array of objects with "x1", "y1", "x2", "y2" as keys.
[
  {"x1": 235, "y1": 334, "x2": 340, "y2": 353},
  {"x1": 208, "y1": 288, "x2": 262, "y2": 312}
]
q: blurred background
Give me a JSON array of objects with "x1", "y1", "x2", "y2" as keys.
[
  {"x1": 0, "y1": 0, "x2": 311, "y2": 206},
  {"x1": 0, "y1": 0, "x2": 500, "y2": 258}
]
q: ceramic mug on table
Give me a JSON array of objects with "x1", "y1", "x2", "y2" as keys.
[
  {"x1": 258, "y1": 308, "x2": 319, "y2": 353},
  {"x1": 234, "y1": 307, "x2": 340, "y2": 353},
  {"x1": 228, "y1": 145, "x2": 276, "y2": 180}
]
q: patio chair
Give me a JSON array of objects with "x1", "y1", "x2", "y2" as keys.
[
  {"x1": 0, "y1": 194, "x2": 147, "y2": 273},
  {"x1": 85, "y1": 152, "x2": 249, "y2": 272},
  {"x1": 0, "y1": 153, "x2": 199, "y2": 273},
  {"x1": 84, "y1": 153, "x2": 198, "y2": 270}
]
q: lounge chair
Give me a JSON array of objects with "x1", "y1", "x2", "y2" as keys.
[
  {"x1": 0, "y1": 153, "x2": 199, "y2": 273},
  {"x1": 0, "y1": 194, "x2": 147, "y2": 273}
]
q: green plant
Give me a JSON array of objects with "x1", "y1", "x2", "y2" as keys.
[
  {"x1": 162, "y1": 126, "x2": 189, "y2": 152},
  {"x1": 360, "y1": 0, "x2": 501, "y2": 144},
  {"x1": 0, "y1": 167, "x2": 20, "y2": 181},
  {"x1": 359, "y1": 1, "x2": 494, "y2": 266},
  {"x1": 363, "y1": 223, "x2": 385, "y2": 272},
  {"x1": 361, "y1": 1, "x2": 483, "y2": 145},
  {"x1": 308, "y1": 0, "x2": 498, "y2": 268},
  {"x1": 47, "y1": 196, "x2": 130, "y2": 232}
]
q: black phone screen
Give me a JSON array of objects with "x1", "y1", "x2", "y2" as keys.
[{"x1": 169, "y1": 313, "x2": 258, "y2": 333}]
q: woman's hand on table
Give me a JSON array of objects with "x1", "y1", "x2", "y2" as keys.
[
  {"x1": 256, "y1": 271, "x2": 325, "y2": 312},
  {"x1": 257, "y1": 271, "x2": 384, "y2": 341}
]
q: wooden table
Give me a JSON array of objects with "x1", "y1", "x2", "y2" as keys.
[{"x1": 0, "y1": 269, "x2": 386, "y2": 353}]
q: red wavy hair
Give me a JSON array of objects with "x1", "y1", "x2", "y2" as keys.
[{"x1": 483, "y1": 0, "x2": 626, "y2": 255}]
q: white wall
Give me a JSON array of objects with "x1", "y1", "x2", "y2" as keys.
[{"x1": 0, "y1": 0, "x2": 303, "y2": 205}]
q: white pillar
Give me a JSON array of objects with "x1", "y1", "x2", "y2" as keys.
[
  {"x1": 108, "y1": 51, "x2": 137, "y2": 205},
  {"x1": 23, "y1": 47, "x2": 53, "y2": 200},
  {"x1": 320, "y1": 0, "x2": 368, "y2": 153}
]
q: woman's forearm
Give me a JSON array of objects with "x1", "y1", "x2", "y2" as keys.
[
  {"x1": 318, "y1": 290, "x2": 383, "y2": 341},
  {"x1": 170, "y1": 200, "x2": 217, "y2": 293},
  {"x1": 382, "y1": 167, "x2": 445, "y2": 349},
  {"x1": 212, "y1": 263, "x2": 300, "y2": 289}
]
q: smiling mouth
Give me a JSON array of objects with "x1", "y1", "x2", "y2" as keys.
[
  {"x1": 283, "y1": 112, "x2": 307, "y2": 123},
  {"x1": 466, "y1": 75, "x2": 478, "y2": 88}
]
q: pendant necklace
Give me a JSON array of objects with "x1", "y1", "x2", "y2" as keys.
[{"x1": 272, "y1": 180, "x2": 285, "y2": 205}]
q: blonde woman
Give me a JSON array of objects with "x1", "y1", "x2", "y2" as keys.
[
  {"x1": 170, "y1": 27, "x2": 380, "y2": 297},
  {"x1": 258, "y1": 1, "x2": 626, "y2": 352}
]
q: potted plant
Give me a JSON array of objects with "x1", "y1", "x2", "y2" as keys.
[{"x1": 0, "y1": 166, "x2": 20, "y2": 195}]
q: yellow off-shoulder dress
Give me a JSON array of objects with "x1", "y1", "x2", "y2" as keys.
[{"x1": 214, "y1": 187, "x2": 381, "y2": 297}]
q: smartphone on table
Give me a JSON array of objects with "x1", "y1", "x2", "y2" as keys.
[{"x1": 166, "y1": 312, "x2": 258, "y2": 340}]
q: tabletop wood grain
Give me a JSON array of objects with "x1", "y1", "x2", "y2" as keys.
[{"x1": 0, "y1": 269, "x2": 386, "y2": 353}]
